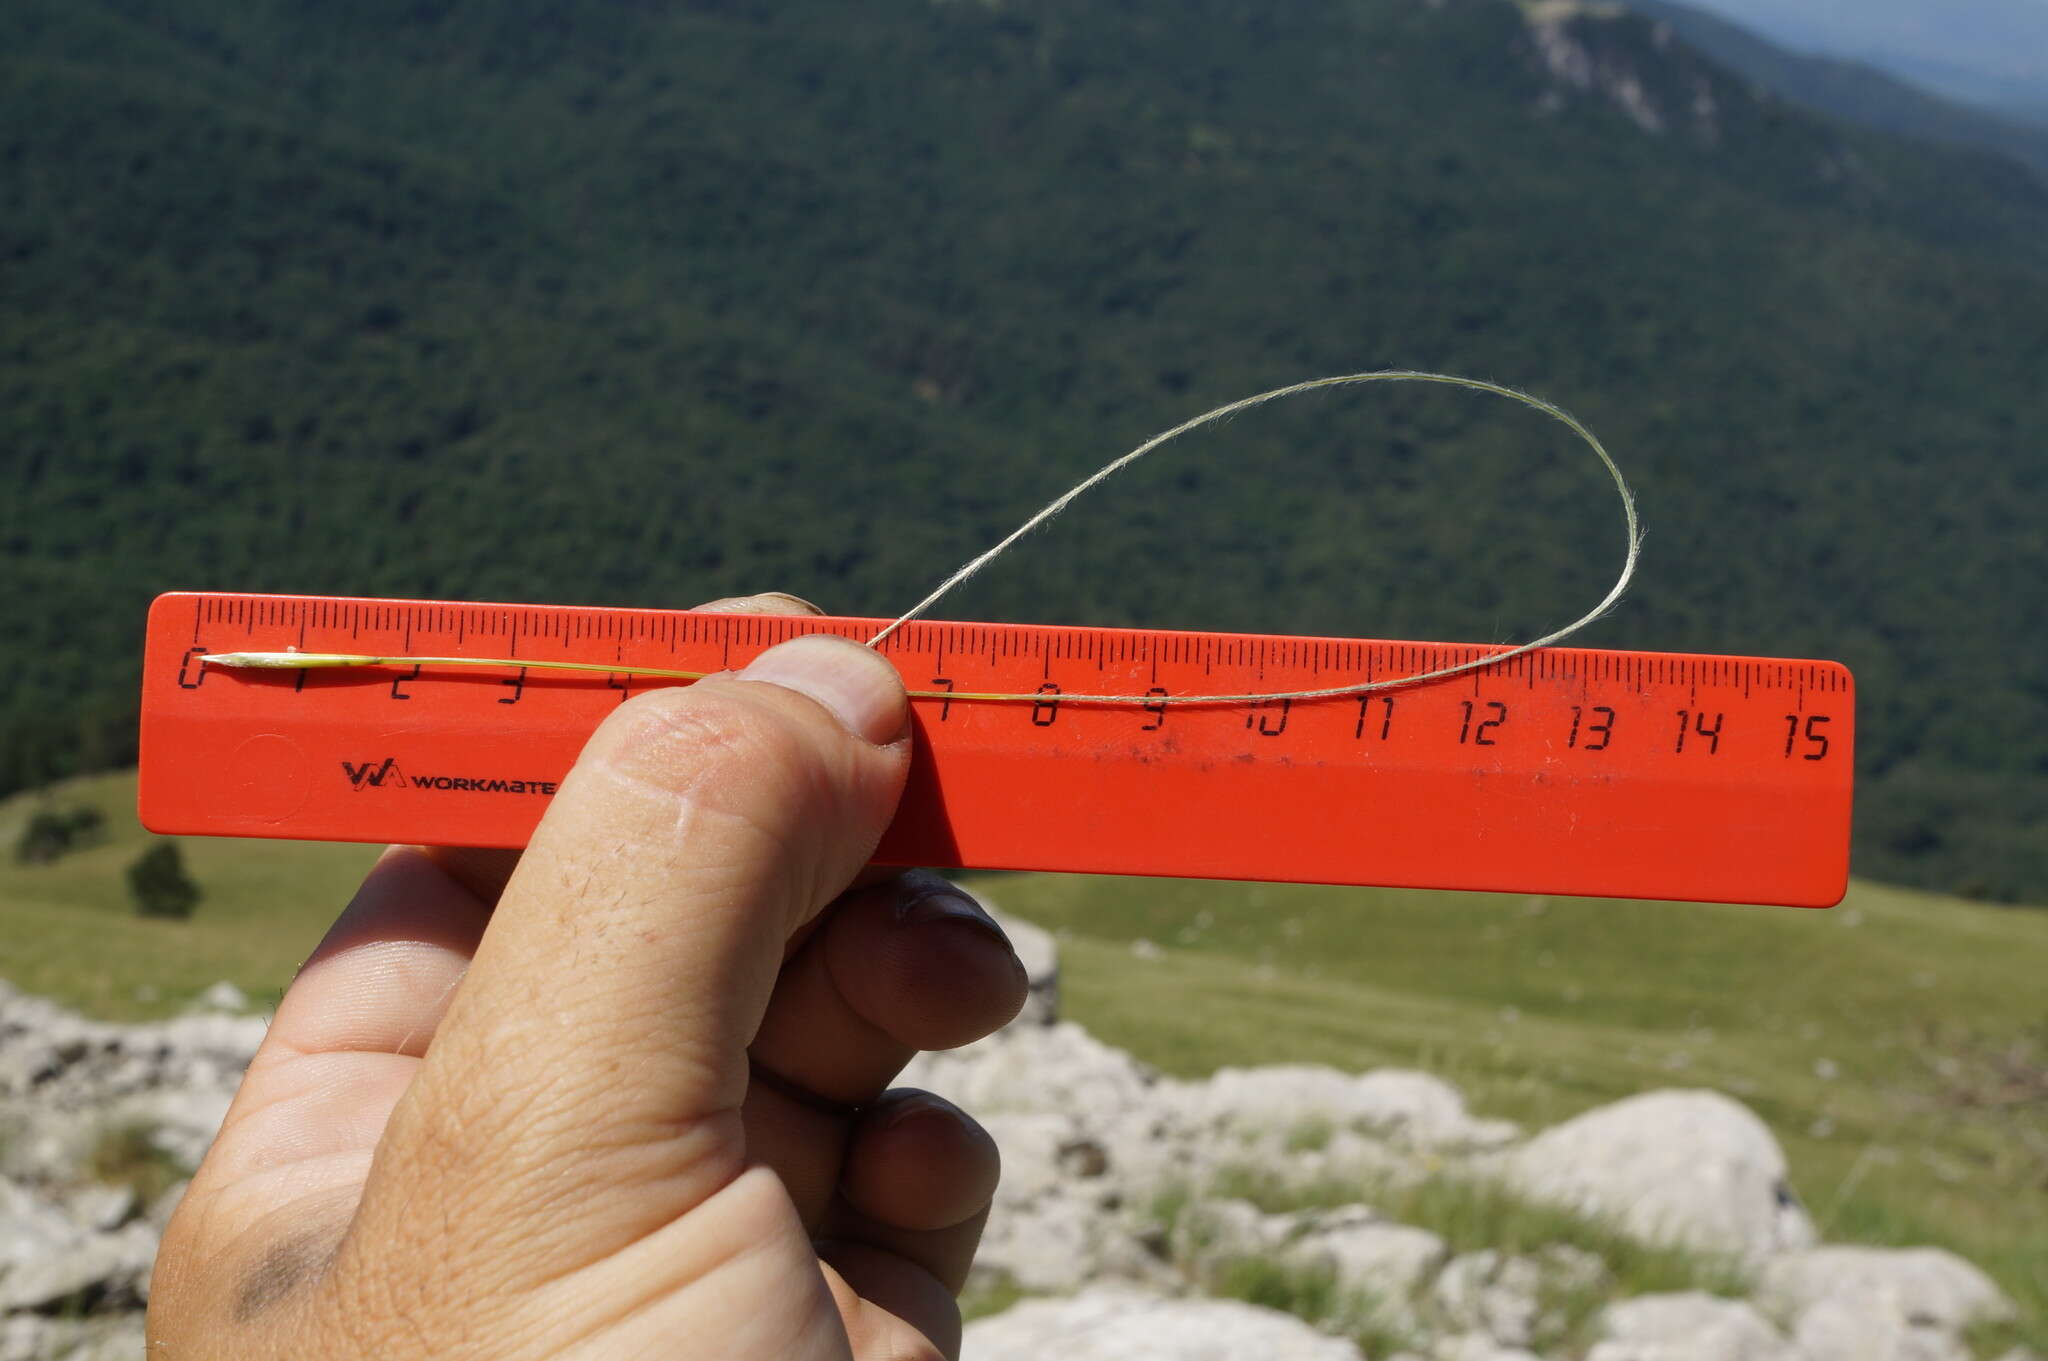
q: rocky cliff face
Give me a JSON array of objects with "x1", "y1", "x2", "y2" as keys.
[
  {"x1": 0, "y1": 914, "x2": 2031, "y2": 1361},
  {"x1": 1520, "y1": 0, "x2": 1736, "y2": 144},
  {"x1": 1, "y1": 979, "x2": 259, "y2": 1360}
]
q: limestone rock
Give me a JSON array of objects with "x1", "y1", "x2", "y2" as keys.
[
  {"x1": 1349, "y1": 1070, "x2": 1520, "y2": 1151},
  {"x1": 1784, "y1": 1293, "x2": 1972, "y2": 1361},
  {"x1": 1496, "y1": 1090, "x2": 1815, "y2": 1258},
  {"x1": 0, "y1": 1177, "x2": 78, "y2": 1276},
  {"x1": 116, "y1": 1085, "x2": 235, "y2": 1170},
  {"x1": 0, "y1": 981, "x2": 264, "y2": 1182},
  {"x1": 0, "y1": 1317, "x2": 32, "y2": 1361},
  {"x1": 1587, "y1": 1291, "x2": 1793, "y2": 1361},
  {"x1": 958, "y1": 1109, "x2": 1167, "y2": 1292},
  {"x1": 1431, "y1": 1333, "x2": 1542, "y2": 1361},
  {"x1": 0, "y1": 1315, "x2": 148, "y2": 1361},
  {"x1": 1169, "y1": 1197, "x2": 1285, "y2": 1269},
  {"x1": 1758, "y1": 1245, "x2": 2015, "y2": 1331},
  {"x1": 1163, "y1": 1066, "x2": 1517, "y2": 1151},
  {"x1": 0, "y1": 1222, "x2": 156, "y2": 1314},
  {"x1": 977, "y1": 1112, "x2": 1086, "y2": 1205},
  {"x1": 61, "y1": 1318, "x2": 151, "y2": 1361},
  {"x1": 963, "y1": 1288, "x2": 1366, "y2": 1361},
  {"x1": 0, "y1": 1116, "x2": 89, "y2": 1186},
  {"x1": 1300, "y1": 1127, "x2": 1423, "y2": 1183},
  {"x1": 62, "y1": 1185, "x2": 135, "y2": 1233},
  {"x1": 1760, "y1": 1247, "x2": 2011, "y2": 1361},
  {"x1": 899, "y1": 1022, "x2": 1155, "y2": 1123},
  {"x1": 1284, "y1": 1216, "x2": 1448, "y2": 1306},
  {"x1": 191, "y1": 981, "x2": 249, "y2": 1014},
  {"x1": 1430, "y1": 1251, "x2": 1544, "y2": 1348},
  {"x1": 973, "y1": 1188, "x2": 1163, "y2": 1293}
]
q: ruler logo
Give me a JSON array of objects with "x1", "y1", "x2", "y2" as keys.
[
  {"x1": 342, "y1": 758, "x2": 409, "y2": 791},
  {"x1": 341, "y1": 755, "x2": 559, "y2": 797}
]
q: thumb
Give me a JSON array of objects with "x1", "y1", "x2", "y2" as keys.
[{"x1": 346, "y1": 634, "x2": 909, "y2": 1292}]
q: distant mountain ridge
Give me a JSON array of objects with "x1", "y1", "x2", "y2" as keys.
[
  {"x1": 1624, "y1": 0, "x2": 2048, "y2": 174},
  {"x1": 4, "y1": 0, "x2": 2046, "y2": 899},
  {"x1": 1644, "y1": 0, "x2": 2048, "y2": 118}
]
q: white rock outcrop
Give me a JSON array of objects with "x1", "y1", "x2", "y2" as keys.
[
  {"x1": 1759, "y1": 1246, "x2": 2015, "y2": 1332},
  {"x1": 0, "y1": 980, "x2": 268, "y2": 1177},
  {"x1": 963, "y1": 1288, "x2": 1366, "y2": 1361},
  {"x1": 1494, "y1": 1090, "x2": 1816, "y2": 1259},
  {"x1": 1759, "y1": 1246, "x2": 2015, "y2": 1361},
  {"x1": 902, "y1": 1020, "x2": 1154, "y2": 1123},
  {"x1": 1434, "y1": 1337, "x2": 1543, "y2": 1361},
  {"x1": 0, "y1": 1314, "x2": 147, "y2": 1361},
  {"x1": 1587, "y1": 1291, "x2": 1794, "y2": 1361},
  {"x1": 1162, "y1": 1065, "x2": 1519, "y2": 1152},
  {"x1": 1285, "y1": 1217, "x2": 1449, "y2": 1303}
]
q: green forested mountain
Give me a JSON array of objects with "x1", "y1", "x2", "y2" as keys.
[{"x1": 4, "y1": 0, "x2": 2046, "y2": 899}]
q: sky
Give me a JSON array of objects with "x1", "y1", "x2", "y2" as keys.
[{"x1": 1666, "y1": 0, "x2": 2048, "y2": 112}]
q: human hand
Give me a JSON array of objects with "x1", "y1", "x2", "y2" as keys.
[{"x1": 146, "y1": 592, "x2": 1028, "y2": 1359}]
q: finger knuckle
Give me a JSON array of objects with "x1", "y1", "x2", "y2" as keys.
[{"x1": 606, "y1": 684, "x2": 823, "y2": 807}]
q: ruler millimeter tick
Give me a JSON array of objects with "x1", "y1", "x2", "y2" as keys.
[{"x1": 139, "y1": 592, "x2": 1854, "y2": 907}]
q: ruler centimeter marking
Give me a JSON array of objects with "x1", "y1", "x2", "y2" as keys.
[{"x1": 139, "y1": 593, "x2": 1855, "y2": 907}]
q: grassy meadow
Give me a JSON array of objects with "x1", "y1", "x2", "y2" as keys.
[{"x1": 4, "y1": 771, "x2": 2044, "y2": 1345}]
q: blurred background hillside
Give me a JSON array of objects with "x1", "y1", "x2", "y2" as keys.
[{"x1": 3, "y1": 0, "x2": 2045, "y2": 904}]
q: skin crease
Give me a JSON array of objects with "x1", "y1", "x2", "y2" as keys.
[{"x1": 146, "y1": 593, "x2": 1029, "y2": 1361}]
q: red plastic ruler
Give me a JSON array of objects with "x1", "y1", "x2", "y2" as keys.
[{"x1": 138, "y1": 592, "x2": 1855, "y2": 907}]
